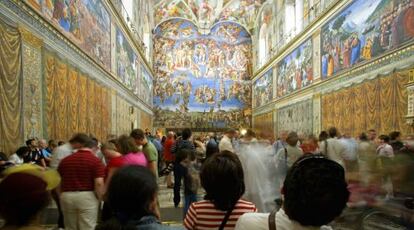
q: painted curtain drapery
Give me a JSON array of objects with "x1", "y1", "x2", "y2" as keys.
[
  {"x1": 253, "y1": 112, "x2": 274, "y2": 140},
  {"x1": 44, "y1": 51, "x2": 111, "y2": 141},
  {"x1": 322, "y1": 69, "x2": 412, "y2": 137},
  {"x1": 0, "y1": 19, "x2": 23, "y2": 155}
]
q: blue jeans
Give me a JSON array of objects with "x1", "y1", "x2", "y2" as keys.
[{"x1": 184, "y1": 193, "x2": 197, "y2": 216}]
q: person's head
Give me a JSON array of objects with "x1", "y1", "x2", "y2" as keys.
[
  {"x1": 167, "y1": 131, "x2": 174, "y2": 139},
  {"x1": 117, "y1": 135, "x2": 140, "y2": 155},
  {"x1": 279, "y1": 130, "x2": 289, "y2": 142},
  {"x1": 389, "y1": 131, "x2": 401, "y2": 142},
  {"x1": 208, "y1": 132, "x2": 216, "y2": 139},
  {"x1": 359, "y1": 133, "x2": 369, "y2": 142},
  {"x1": 282, "y1": 154, "x2": 349, "y2": 227},
  {"x1": 302, "y1": 134, "x2": 318, "y2": 147},
  {"x1": 318, "y1": 131, "x2": 328, "y2": 142},
  {"x1": 25, "y1": 139, "x2": 36, "y2": 149},
  {"x1": 201, "y1": 151, "x2": 245, "y2": 211},
  {"x1": 88, "y1": 137, "x2": 100, "y2": 153},
  {"x1": 69, "y1": 133, "x2": 92, "y2": 149},
  {"x1": 225, "y1": 128, "x2": 237, "y2": 139},
  {"x1": 182, "y1": 128, "x2": 192, "y2": 140},
  {"x1": 286, "y1": 132, "x2": 299, "y2": 147},
  {"x1": 234, "y1": 130, "x2": 240, "y2": 139},
  {"x1": 378, "y1": 135, "x2": 390, "y2": 144},
  {"x1": 15, "y1": 146, "x2": 31, "y2": 158},
  {"x1": 38, "y1": 139, "x2": 48, "y2": 149},
  {"x1": 130, "y1": 129, "x2": 147, "y2": 146},
  {"x1": 101, "y1": 142, "x2": 120, "y2": 159},
  {"x1": 368, "y1": 129, "x2": 377, "y2": 141},
  {"x1": 0, "y1": 164, "x2": 60, "y2": 227},
  {"x1": 105, "y1": 166, "x2": 158, "y2": 224},
  {"x1": 48, "y1": 140, "x2": 57, "y2": 151},
  {"x1": 328, "y1": 127, "x2": 338, "y2": 138}
]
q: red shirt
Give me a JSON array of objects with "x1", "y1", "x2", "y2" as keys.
[
  {"x1": 105, "y1": 156, "x2": 124, "y2": 179},
  {"x1": 184, "y1": 199, "x2": 257, "y2": 230},
  {"x1": 58, "y1": 149, "x2": 105, "y2": 192},
  {"x1": 163, "y1": 138, "x2": 175, "y2": 162}
]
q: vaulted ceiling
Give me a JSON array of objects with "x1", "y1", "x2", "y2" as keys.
[{"x1": 154, "y1": 0, "x2": 266, "y2": 33}]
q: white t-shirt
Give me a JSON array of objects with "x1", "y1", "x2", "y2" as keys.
[
  {"x1": 50, "y1": 143, "x2": 73, "y2": 169},
  {"x1": 377, "y1": 144, "x2": 394, "y2": 158},
  {"x1": 8, "y1": 153, "x2": 24, "y2": 165},
  {"x1": 235, "y1": 209, "x2": 331, "y2": 230},
  {"x1": 219, "y1": 135, "x2": 234, "y2": 153}
]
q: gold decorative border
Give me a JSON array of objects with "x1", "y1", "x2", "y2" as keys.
[{"x1": 18, "y1": 25, "x2": 42, "y2": 48}]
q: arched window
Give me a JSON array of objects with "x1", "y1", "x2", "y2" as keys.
[
  {"x1": 122, "y1": 0, "x2": 134, "y2": 23},
  {"x1": 284, "y1": 0, "x2": 296, "y2": 42},
  {"x1": 258, "y1": 5, "x2": 273, "y2": 67},
  {"x1": 143, "y1": 16, "x2": 151, "y2": 60}
]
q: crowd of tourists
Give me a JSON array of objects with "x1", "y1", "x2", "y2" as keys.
[{"x1": 0, "y1": 127, "x2": 413, "y2": 230}]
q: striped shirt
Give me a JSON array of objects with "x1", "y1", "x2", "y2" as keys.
[
  {"x1": 58, "y1": 149, "x2": 105, "y2": 192},
  {"x1": 184, "y1": 199, "x2": 257, "y2": 230}
]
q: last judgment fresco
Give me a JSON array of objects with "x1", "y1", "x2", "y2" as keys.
[{"x1": 153, "y1": 19, "x2": 252, "y2": 129}]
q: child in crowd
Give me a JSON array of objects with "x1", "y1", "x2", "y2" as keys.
[{"x1": 175, "y1": 149, "x2": 200, "y2": 215}]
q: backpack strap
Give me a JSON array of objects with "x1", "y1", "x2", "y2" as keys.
[
  {"x1": 268, "y1": 209, "x2": 277, "y2": 230},
  {"x1": 284, "y1": 147, "x2": 288, "y2": 165},
  {"x1": 324, "y1": 140, "x2": 328, "y2": 155},
  {"x1": 219, "y1": 207, "x2": 234, "y2": 230}
]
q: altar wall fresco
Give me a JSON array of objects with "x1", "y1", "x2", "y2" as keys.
[
  {"x1": 155, "y1": 0, "x2": 264, "y2": 29},
  {"x1": 153, "y1": 19, "x2": 252, "y2": 129}
]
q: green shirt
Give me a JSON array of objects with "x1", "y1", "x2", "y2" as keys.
[{"x1": 143, "y1": 141, "x2": 158, "y2": 163}]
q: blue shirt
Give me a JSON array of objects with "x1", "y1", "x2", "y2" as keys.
[{"x1": 41, "y1": 149, "x2": 51, "y2": 158}]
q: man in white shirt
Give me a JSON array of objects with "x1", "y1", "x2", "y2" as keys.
[
  {"x1": 219, "y1": 128, "x2": 237, "y2": 153},
  {"x1": 319, "y1": 127, "x2": 347, "y2": 167},
  {"x1": 50, "y1": 142, "x2": 74, "y2": 169},
  {"x1": 235, "y1": 154, "x2": 349, "y2": 230}
]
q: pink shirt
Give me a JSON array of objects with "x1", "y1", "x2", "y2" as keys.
[{"x1": 122, "y1": 152, "x2": 148, "y2": 167}]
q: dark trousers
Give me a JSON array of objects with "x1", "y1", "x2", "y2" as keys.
[{"x1": 173, "y1": 163, "x2": 185, "y2": 207}]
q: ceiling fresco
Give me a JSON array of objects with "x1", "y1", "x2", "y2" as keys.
[{"x1": 154, "y1": 0, "x2": 265, "y2": 32}]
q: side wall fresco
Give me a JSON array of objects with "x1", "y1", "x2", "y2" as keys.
[
  {"x1": 0, "y1": 0, "x2": 152, "y2": 154},
  {"x1": 23, "y1": 0, "x2": 153, "y2": 107},
  {"x1": 253, "y1": 0, "x2": 414, "y2": 137}
]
